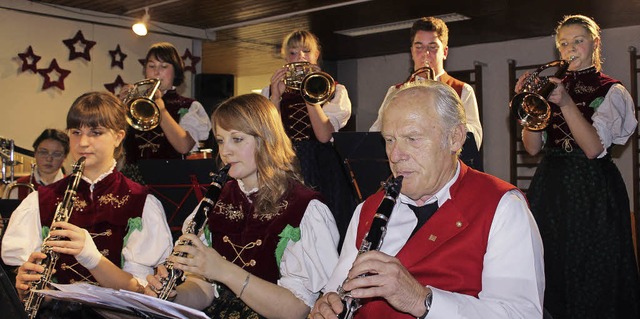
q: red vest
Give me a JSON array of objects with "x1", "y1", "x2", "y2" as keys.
[
  {"x1": 38, "y1": 171, "x2": 147, "y2": 284},
  {"x1": 15, "y1": 175, "x2": 38, "y2": 200},
  {"x1": 208, "y1": 179, "x2": 322, "y2": 283},
  {"x1": 354, "y1": 163, "x2": 518, "y2": 318}
]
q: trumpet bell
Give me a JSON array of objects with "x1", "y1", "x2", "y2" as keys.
[
  {"x1": 122, "y1": 78, "x2": 162, "y2": 131},
  {"x1": 510, "y1": 92, "x2": 551, "y2": 131},
  {"x1": 283, "y1": 62, "x2": 336, "y2": 105}
]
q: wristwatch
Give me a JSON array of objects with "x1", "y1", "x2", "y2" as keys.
[{"x1": 418, "y1": 290, "x2": 433, "y2": 319}]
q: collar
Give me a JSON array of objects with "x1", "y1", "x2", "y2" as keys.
[
  {"x1": 81, "y1": 159, "x2": 117, "y2": 186},
  {"x1": 398, "y1": 160, "x2": 460, "y2": 208},
  {"x1": 237, "y1": 179, "x2": 259, "y2": 196}
]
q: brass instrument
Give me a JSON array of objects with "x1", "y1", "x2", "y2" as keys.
[
  {"x1": 157, "y1": 164, "x2": 231, "y2": 300},
  {"x1": 284, "y1": 62, "x2": 336, "y2": 105},
  {"x1": 337, "y1": 175, "x2": 403, "y2": 319},
  {"x1": 407, "y1": 65, "x2": 435, "y2": 83},
  {"x1": 23, "y1": 157, "x2": 86, "y2": 319},
  {"x1": 2, "y1": 163, "x2": 36, "y2": 199},
  {"x1": 122, "y1": 78, "x2": 162, "y2": 131},
  {"x1": 1, "y1": 138, "x2": 21, "y2": 185},
  {"x1": 510, "y1": 59, "x2": 572, "y2": 131}
]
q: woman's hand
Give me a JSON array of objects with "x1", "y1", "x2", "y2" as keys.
[
  {"x1": 546, "y1": 77, "x2": 573, "y2": 107},
  {"x1": 269, "y1": 67, "x2": 287, "y2": 105},
  {"x1": 15, "y1": 252, "x2": 47, "y2": 300},
  {"x1": 116, "y1": 84, "x2": 134, "y2": 101},
  {"x1": 48, "y1": 222, "x2": 102, "y2": 269},
  {"x1": 145, "y1": 264, "x2": 178, "y2": 300},
  {"x1": 514, "y1": 71, "x2": 532, "y2": 94},
  {"x1": 170, "y1": 233, "x2": 228, "y2": 283}
]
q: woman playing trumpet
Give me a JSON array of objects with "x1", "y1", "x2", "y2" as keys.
[
  {"x1": 262, "y1": 30, "x2": 356, "y2": 243},
  {"x1": 119, "y1": 42, "x2": 211, "y2": 181},
  {"x1": 516, "y1": 15, "x2": 640, "y2": 318}
]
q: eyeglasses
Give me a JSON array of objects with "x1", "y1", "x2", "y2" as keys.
[
  {"x1": 35, "y1": 149, "x2": 65, "y2": 160},
  {"x1": 412, "y1": 43, "x2": 440, "y2": 53}
]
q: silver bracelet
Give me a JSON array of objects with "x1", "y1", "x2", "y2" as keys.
[{"x1": 237, "y1": 273, "x2": 251, "y2": 299}]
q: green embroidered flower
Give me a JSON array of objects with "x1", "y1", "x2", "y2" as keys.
[
  {"x1": 122, "y1": 217, "x2": 143, "y2": 266},
  {"x1": 204, "y1": 226, "x2": 213, "y2": 247},
  {"x1": 589, "y1": 97, "x2": 604, "y2": 109},
  {"x1": 177, "y1": 108, "x2": 189, "y2": 120},
  {"x1": 275, "y1": 225, "x2": 301, "y2": 267},
  {"x1": 42, "y1": 226, "x2": 50, "y2": 241}
]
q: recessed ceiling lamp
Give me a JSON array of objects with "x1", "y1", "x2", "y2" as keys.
[
  {"x1": 335, "y1": 13, "x2": 470, "y2": 37},
  {"x1": 132, "y1": 7, "x2": 150, "y2": 36}
]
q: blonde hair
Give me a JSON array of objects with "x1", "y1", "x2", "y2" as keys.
[
  {"x1": 280, "y1": 30, "x2": 321, "y2": 59},
  {"x1": 212, "y1": 93, "x2": 303, "y2": 215},
  {"x1": 555, "y1": 14, "x2": 602, "y2": 71}
]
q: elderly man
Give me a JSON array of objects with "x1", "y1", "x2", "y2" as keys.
[
  {"x1": 370, "y1": 16, "x2": 483, "y2": 171},
  {"x1": 312, "y1": 81, "x2": 544, "y2": 319}
]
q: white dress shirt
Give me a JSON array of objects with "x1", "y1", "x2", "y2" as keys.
[{"x1": 325, "y1": 164, "x2": 545, "y2": 318}]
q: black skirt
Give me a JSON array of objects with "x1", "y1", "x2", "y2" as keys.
[{"x1": 527, "y1": 148, "x2": 640, "y2": 319}]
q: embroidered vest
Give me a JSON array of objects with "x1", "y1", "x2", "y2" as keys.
[
  {"x1": 207, "y1": 179, "x2": 321, "y2": 283},
  {"x1": 547, "y1": 67, "x2": 619, "y2": 151},
  {"x1": 354, "y1": 163, "x2": 517, "y2": 318},
  {"x1": 38, "y1": 171, "x2": 147, "y2": 284},
  {"x1": 124, "y1": 90, "x2": 195, "y2": 162},
  {"x1": 280, "y1": 91, "x2": 316, "y2": 142}
]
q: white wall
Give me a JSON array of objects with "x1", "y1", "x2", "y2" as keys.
[
  {"x1": 338, "y1": 25, "x2": 640, "y2": 208},
  {"x1": 0, "y1": 8, "x2": 198, "y2": 166}
]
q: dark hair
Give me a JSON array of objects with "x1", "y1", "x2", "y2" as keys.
[
  {"x1": 66, "y1": 92, "x2": 128, "y2": 160},
  {"x1": 33, "y1": 128, "x2": 70, "y2": 155},
  {"x1": 410, "y1": 17, "x2": 449, "y2": 47},
  {"x1": 145, "y1": 42, "x2": 185, "y2": 86}
]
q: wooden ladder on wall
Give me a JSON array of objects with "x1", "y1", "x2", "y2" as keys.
[{"x1": 628, "y1": 46, "x2": 640, "y2": 265}]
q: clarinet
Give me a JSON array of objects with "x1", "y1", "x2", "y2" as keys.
[
  {"x1": 337, "y1": 175, "x2": 403, "y2": 319},
  {"x1": 23, "y1": 156, "x2": 86, "y2": 319},
  {"x1": 157, "y1": 164, "x2": 231, "y2": 300}
]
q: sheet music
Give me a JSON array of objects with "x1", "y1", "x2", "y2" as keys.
[{"x1": 34, "y1": 283, "x2": 208, "y2": 319}]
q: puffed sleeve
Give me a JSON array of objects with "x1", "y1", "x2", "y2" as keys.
[
  {"x1": 120, "y1": 194, "x2": 173, "y2": 285},
  {"x1": 591, "y1": 83, "x2": 638, "y2": 149},
  {"x1": 178, "y1": 100, "x2": 212, "y2": 151},
  {"x1": 278, "y1": 199, "x2": 340, "y2": 307},
  {"x1": 322, "y1": 84, "x2": 352, "y2": 131},
  {"x1": 1, "y1": 191, "x2": 43, "y2": 266}
]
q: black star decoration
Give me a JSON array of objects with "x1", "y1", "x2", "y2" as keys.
[
  {"x1": 104, "y1": 75, "x2": 128, "y2": 94},
  {"x1": 17, "y1": 46, "x2": 42, "y2": 73},
  {"x1": 62, "y1": 30, "x2": 97, "y2": 61},
  {"x1": 37, "y1": 59, "x2": 71, "y2": 90},
  {"x1": 138, "y1": 58, "x2": 147, "y2": 67},
  {"x1": 181, "y1": 49, "x2": 201, "y2": 73},
  {"x1": 109, "y1": 45, "x2": 127, "y2": 69}
]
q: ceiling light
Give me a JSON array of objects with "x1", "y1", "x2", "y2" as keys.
[
  {"x1": 132, "y1": 7, "x2": 150, "y2": 36},
  {"x1": 335, "y1": 13, "x2": 470, "y2": 37}
]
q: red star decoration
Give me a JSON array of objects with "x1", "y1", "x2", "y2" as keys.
[
  {"x1": 62, "y1": 30, "x2": 97, "y2": 61},
  {"x1": 109, "y1": 45, "x2": 128, "y2": 69},
  {"x1": 37, "y1": 59, "x2": 71, "y2": 90},
  {"x1": 104, "y1": 75, "x2": 128, "y2": 94},
  {"x1": 17, "y1": 46, "x2": 42, "y2": 73},
  {"x1": 181, "y1": 49, "x2": 201, "y2": 73}
]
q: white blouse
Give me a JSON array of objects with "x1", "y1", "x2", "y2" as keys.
[{"x1": 1, "y1": 169, "x2": 173, "y2": 286}]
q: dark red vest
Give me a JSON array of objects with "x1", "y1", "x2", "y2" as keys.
[
  {"x1": 354, "y1": 163, "x2": 517, "y2": 318},
  {"x1": 124, "y1": 90, "x2": 195, "y2": 163},
  {"x1": 38, "y1": 171, "x2": 147, "y2": 284},
  {"x1": 280, "y1": 91, "x2": 316, "y2": 142},
  {"x1": 547, "y1": 67, "x2": 619, "y2": 150},
  {"x1": 15, "y1": 175, "x2": 39, "y2": 200},
  {"x1": 207, "y1": 179, "x2": 322, "y2": 283}
]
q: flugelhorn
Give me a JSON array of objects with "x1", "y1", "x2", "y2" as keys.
[
  {"x1": 510, "y1": 58, "x2": 572, "y2": 131},
  {"x1": 121, "y1": 78, "x2": 162, "y2": 131},
  {"x1": 407, "y1": 63, "x2": 435, "y2": 83},
  {"x1": 283, "y1": 62, "x2": 336, "y2": 105}
]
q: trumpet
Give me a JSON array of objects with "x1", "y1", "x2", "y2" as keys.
[
  {"x1": 407, "y1": 63, "x2": 435, "y2": 83},
  {"x1": 121, "y1": 78, "x2": 162, "y2": 131},
  {"x1": 2, "y1": 163, "x2": 35, "y2": 199},
  {"x1": 283, "y1": 62, "x2": 336, "y2": 105},
  {"x1": 510, "y1": 58, "x2": 572, "y2": 131}
]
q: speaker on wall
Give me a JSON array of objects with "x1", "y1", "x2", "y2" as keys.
[{"x1": 194, "y1": 74, "x2": 234, "y2": 116}]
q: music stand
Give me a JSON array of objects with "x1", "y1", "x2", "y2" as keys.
[
  {"x1": 138, "y1": 159, "x2": 217, "y2": 241},
  {"x1": 332, "y1": 132, "x2": 392, "y2": 202}
]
